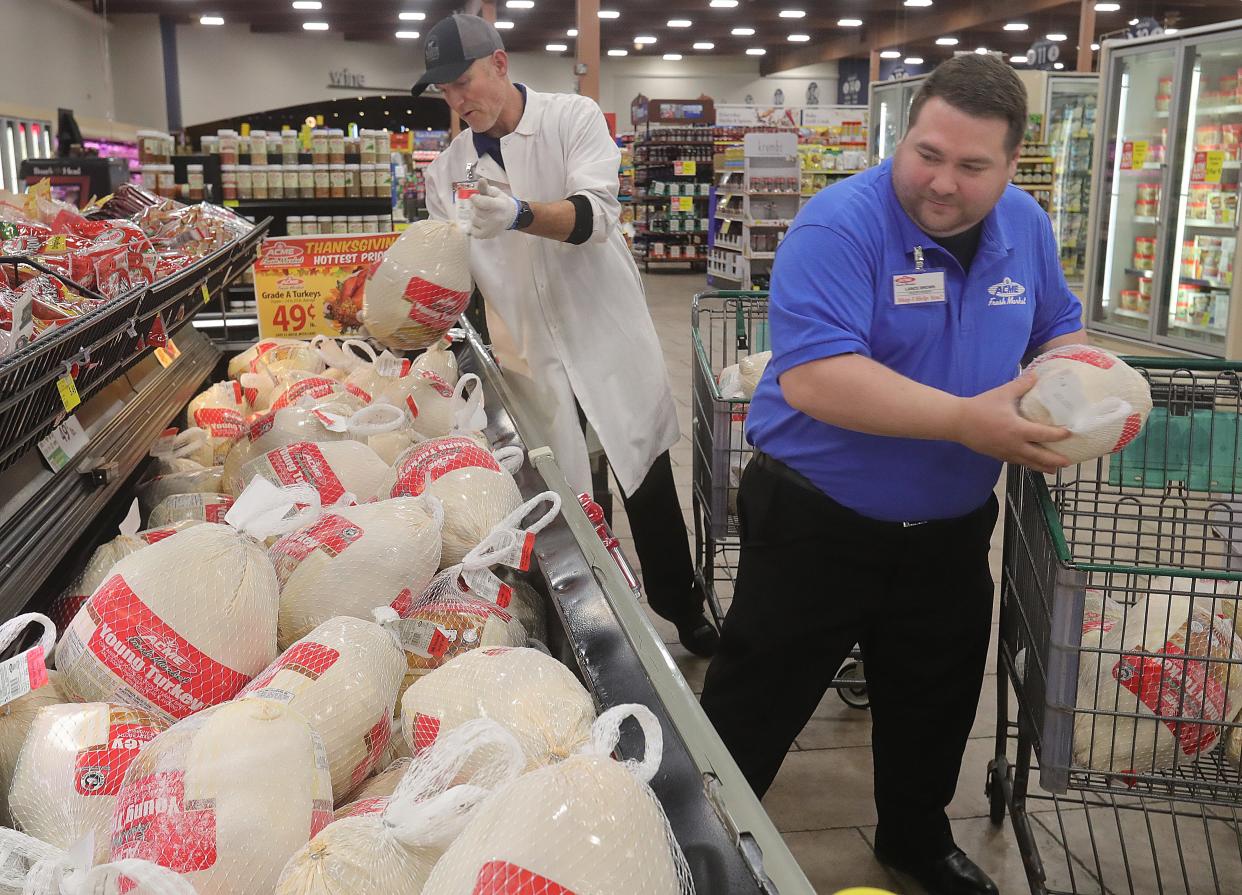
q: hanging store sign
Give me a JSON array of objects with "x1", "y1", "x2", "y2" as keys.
[
  {"x1": 1124, "y1": 17, "x2": 1164, "y2": 40},
  {"x1": 1026, "y1": 39, "x2": 1061, "y2": 71},
  {"x1": 254, "y1": 233, "x2": 399, "y2": 339}
]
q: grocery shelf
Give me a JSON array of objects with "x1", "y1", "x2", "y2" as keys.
[
  {"x1": 1134, "y1": 216, "x2": 1159, "y2": 224},
  {"x1": 1015, "y1": 183, "x2": 1053, "y2": 192},
  {"x1": 1185, "y1": 220, "x2": 1238, "y2": 231},
  {"x1": 226, "y1": 197, "x2": 392, "y2": 216},
  {"x1": 745, "y1": 249, "x2": 777, "y2": 260},
  {"x1": 1196, "y1": 103, "x2": 1242, "y2": 116},
  {"x1": 1170, "y1": 318, "x2": 1227, "y2": 335},
  {"x1": 1180, "y1": 274, "x2": 1232, "y2": 289},
  {"x1": 1018, "y1": 156, "x2": 1055, "y2": 163},
  {"x1": 1111, "y1": 307, "x2": 1152, "y2": 322},
  {"x1": 801, "y1": 168, "x2": 861, "y2": 175},
  {"x1": 1124, "y1": 267, "x2": 1155, "y2": 278}
]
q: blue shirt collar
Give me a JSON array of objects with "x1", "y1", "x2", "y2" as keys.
[{"x1": 471, "y1": 83, "x2": 527, "y2": 170}]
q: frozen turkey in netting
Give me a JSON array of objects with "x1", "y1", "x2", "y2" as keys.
[
  {"x1": 362, "y1": 220, "x2": 472, "y2": 351},
  {"x1": 378, "y1": 436, "x2": 524, "y2": 566},
  {"x1": 334, "y1": 758, "x2": 410, "y2": 820},
  {"x1": 1073, "y1": 586, "x2": 1242, "y2": 775},
  {"x1": 275, "y1": 719, "x2": 524, "y2": 895},
  {"x1": 411, "y1": 336, "x2": 459, "y2": 387},
  {"x1": 400, "y1": 646, "x2": 596, "y2": 774},
  {"x1": 338, "y1": 402, "x2": 422, "y2": 466},
  {"x1": 0, "y1": 826, "x2": 196, "y2": 895},
  {"x1": 108, "y1": 697, "x2": 333, "y2": 894},
  {"x1": 374, "y1": 371, "x2": 483, "y2": 441},
  {"x1": 237, "y1": 615, "x2": 404, "y2": 800},
  {"x1": 147, "y1": 492, "x2": 235, "y2": 528},
  {"x1": 228, "y1": 337, "x2": 316, "y2": 380},
  {"x1": 187, "y1": 381, "x2": 251, "y2": 465},
  {"x1": 1018, "y1": 345, "x2": 1152, "y2": 464},
  {"x1": 241, "y1": 439, "x2": 389, "y2": 506},
  {"x1": 271, "y1": 496, "x2": 444, "y2": 648},
  {"x1": 0, "y1": 614, "x2": 62, "y2": 828},
  {"x1": 423, "y1": 704, "x2": 695, "y2": 895},
  {"x1": 148, "y1": 428, "x2": 214, "y2": 472},
  {"x1": 738, "y1": 350, "x2": 771, "y2": 399},
  {"x1": 221, "y1": 405, "x2": 354, "y2": 496},
  {"x1": 55, "y1": 523, "x2": 280, "y2": 722},
  {"x1": 9, "y1": 702, "x2": 169, "y2": 862},
  {"x1": 137, "y1": 466, "x2": 223, "y2": 518}
]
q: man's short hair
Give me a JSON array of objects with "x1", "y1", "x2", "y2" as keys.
[{"x1": 907, "y1": 55, "x2": 1028, "y2": 153}]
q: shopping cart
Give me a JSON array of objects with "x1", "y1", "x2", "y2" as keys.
[
  {"x1": 989, "y1": 358, "x2": 1242, "y2": 894},
  {"x1": 690, "y1": 290, "x2": 868, "y2": 710}
]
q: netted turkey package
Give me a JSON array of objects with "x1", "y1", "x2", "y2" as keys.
[
  {"x1": 187, "y1": 380, "x2": 252, "y2": 464},
  {"x1": 0, "y1": 615, "x2": 63, "y2": 829},
  {"x1": 55, "y1": 523, "x2": 280, "y2": 722},
  {"x1": 222, "y1": 405, "x2": 354, "y2": 496},
  {"x1": 240, "y1": 439, "x2": 390, "y2": 506}
]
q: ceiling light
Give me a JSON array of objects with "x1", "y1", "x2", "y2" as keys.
[
  {"x1": 495, "y1": 20, "x2": 514, "y2": 28},
  {"x1": 732, "y1": 27, "x2": 755, "y2": 36},
  {"x1": 1128, "y1": 17, "x2": 1138, "y2": 25},
  {"x1": 663, "y1": 53, "x2": 682, "y2": 60},
  {"x1": 291, "y1": 1, "x2": 321, "y2": 8},
  {"x1": 302, "y1": 21, "x2": 329, "y2": 30},
  {"x1": 546, "y1": 43, "x2": 567, "y2": 51},
  {"x1": 1165, "y1": 27, "x2": 1179, "y2": 34},
  {"x1": 607, "y1": 48, "x2": 628, "y2": 55},
  {"x1": 880, "y1": 49, "x2": 901, "y2": 59},
  {"x1": 398, "y1": 11, "x2": 425, "y2": 20},
  {"x1": 693, "y1": 41, "x2": 715, "y2": 49},
  {"x1": 905, "y1": 0, "x2": 933, "y2": 6},
  {"x1": 200, "y1": 14, "x2": 224, "y2": 25},
  {"x1": 634, "y1": 35, "x2": 657, "y2": 44},
  {"x1": 746, "y1": 47, "x2": 766, "y2": 55},
  {"x1": 710, "y1": 0, "x2": 739, "y2": 8},
  {"x1": 1094, "y1": 2, "x2": 1120, "y2": 11},
  {"x1": 1046, "y1": 32, "x2": 1067, "y2": 41},
  {"x1": 506, "y1": 0, "x2": 534, "y2": 8},
  {"x1": 567, "y1": 28, "x2": 577, "y2": 36},
  {"x1": 1010, "y1": 54, "x2": 1028, "y2": 63},
  {"x1": 838, "y1": 18, "x2": 863, "y2": 27},
  {"x1": 935, "y1": 36, "x2": 959, "y2": 45},
  {"x1": 1091, "y1": 42, "x2": 1100, "y2": 50},
  {"x1": 788, "y1": 34, "x2": 810, "y2": 42},
  {"x1": 779, "y1": 9, "x2": 806, "y2": 18},
  {"x1": 1054, "y1": 62, "x2": 1065, "y2": 69},
  {"x1": 904, "y1": 56, "x2": 923, "y2": 64},
  {"x1": 975, "y1": 46, "x2": 989, "y2": 54},
  {"x1": 598, "y1": 9, "x2": 620, "y2": 18},
  {"x1": 395, "y1": 30, "x2": 420, "y2": 38},
  {"x1": 668, "y1": 19, "x2": 692, "y2": 27},
  {"x1": 1004, "y1": 22, "x2": 1029, "y2": 31}
]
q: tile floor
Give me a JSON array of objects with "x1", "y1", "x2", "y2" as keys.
[{"x1": 611, "y1": 272, "x2": 1133, "y2": 895}]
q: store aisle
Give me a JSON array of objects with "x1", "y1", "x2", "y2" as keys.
[{"x1": 615, "y1": 272, "x2": 1029, "y2": 895}]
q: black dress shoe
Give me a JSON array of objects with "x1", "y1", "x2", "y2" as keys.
[
  {"x1": 874, "y1": 846, "x2": 999, "y2": 895},
  {"x1": 650, "y1": 604, "x2": 720, "y2": 657}
]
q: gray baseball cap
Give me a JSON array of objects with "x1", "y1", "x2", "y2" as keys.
[{"x1": 411, "y1": 14, "x2": 505, "y2": 97}]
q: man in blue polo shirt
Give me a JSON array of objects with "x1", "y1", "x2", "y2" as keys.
[{"x1": 700, "y1": 56, "x2": 1084, "y2": 895}]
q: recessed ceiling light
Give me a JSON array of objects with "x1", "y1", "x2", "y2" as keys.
[
  {"x1": 1046, "y1": 32, "x2": 1067, "y2": 41},
  {"x1": 1128, "y1": 17, "x2": 1138, "y2": 25},
  {"x1": 546, "y1": 43, "x2": 567, "y2": 51},
  {"x1": 398, "y1": 11, "x2": 425, "y2": 20},
  {"x1": 598, "y1": 9, "x2": 620, "y2": 18},
  {"x1": 1091, "y1": 42, "x2": 1100, "y2": 50},
  {"x1": 291, "y1": 1, "x2": 321, "y2": 9},
  {"x1": 838, "y1": 18, "x2": 863, "y2": 27},
  {"x1": 693, "y1": 41, "x2": 715, "y2": 49},
  {"x1": 1094, "y1": 2, "x2": 1120, "y2": 11},
  {"x1": 904, "y1": 0, "x2": 933, "y2": 6},
  {"x1": 904, "y1": 56, "x2": 923, "y2": 64},
  {"x1": 1010, "y1": 54, "x2": 1028, "y2": 63},
  {"x1": 495, "y1": 20, "x2": 514, "y2": 28},
  {"x1": 1004, "y1": 22, "x2": 1029, "y2": 31},
  {"x1": 634, "y1": 35, "x2": 657, "y2": 44},
  {"x1": 1054, "y1": 61, "x2": 1065, "y2": 69},
  {"x1": 788, "y1": 33, "x2": 810, "y2": 42},
  {"x1": 567, "y1": 28, "x2": 577, "y2": 36},
  {"x1": 731, "y1": 27, "x2": 755, "y2": 36},
  {"x1": 935, "y1": 36, "x2": 959, "y2": 45},
  {"x1": 779, "y1": 9, "x2": 806, "y2": 17},
  {"x1": 663, "y1": 53, "x2": 682, "y2": 60},
  {"x1": 302, "y1": 21, "x2": 329, "y2": 30},
  {"x1": 710, "y1": 0, "x2": 739, "y2": 8},
  {"x1": 668, "y1": 19, "x2": 692, "y2": 27},
  {"x1": 607, "y1": 48, "x2": 628, "y2": 55},
  {"x1": 506, "y1": 0, "x2": 534, "y2": 8},
  {"x1": 1165, "y1": 27, "x2": 1179, "y2": 34},
  {"x1": 745, "y1": 47, "x2": 766, "y2": 55},
  {"x1": 395, "y1": 30, "x2": 420, "y2": 38},
  {"x1": 880, "y1": 49, "x2": 901, "y2": 59},
  {"x1": 200, "y1": 14, "x2": 224, "y2": 25},
  {"x1": 975, "y1": 46, "x2": 989, "y2": 54}
]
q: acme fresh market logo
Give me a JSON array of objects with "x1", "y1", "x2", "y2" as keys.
[{"x1": 987, "y1": 277, "x2": 1027, "y2": 306}]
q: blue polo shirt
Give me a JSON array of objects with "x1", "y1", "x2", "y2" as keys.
[{"x1": 745, "y1": 158, "x2": 1083, "y2": 522}]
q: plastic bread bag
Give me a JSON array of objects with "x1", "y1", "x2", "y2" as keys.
[
  {"x1": 148, "y1": 427, "x2": 214, "y2": 472},
  {"x1": 362, "y1": 220, "x2": 473, "y2": 351},
  {"x1": 221, "y1": 405, "x2": 354, "y2": 496},
  {"x1": 137, "y1": 466, "x2": 224, "y2": 518},
  {"x1": 148, "y1": 492, "x2": 235, "y2": 528},
  {"x1": 378, "y1": 437, "x2": 524, "y2": 567},
  {"x1": 0, "y1": 827, "x2": 195, "y2": 895},
  {"x1": 270, "y1": 495, "x2": 444, "y2": 649},
  {"x1": 1017, "y1": 345, "x2": 1152, "y2": 464},
  {"x1": 236, "y1": 615, "x2": 404, "y2": 801},
  {"x1": 108, "y1": 697, "x2": 333, "y2": 894},
  {"x1": 187, "y1": 381, "x2": 251, "y2": 465},
  {"x1": 411, "y1": 336, "x2": 459, "y2": 387},
  {"x1": 54, "y1": 519, "x2": 281, "y2": 723},
  {"x1": 399, "y1": 646, "x2": 596, "y2": 774},
  {"x1": 9, "y1": 703, "x2": 170, "y2": 862},
  {"x1": 275, "y1": 719, "x2": 524, "y2": 895},
  {"x1": 423, "y1": 704, "x2": 695, "y2": 895},
  {"x1": 0, "y1": 615, "x2": 64, "y2": 828},
  {"x1": 716, "y1": 364, "x2": 744, "y2": 399}
]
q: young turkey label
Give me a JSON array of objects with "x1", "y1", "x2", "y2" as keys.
[
  {"x1": 192, "y1": 407, "x2": 245, "y2": 441},
  {"x1": 74, "y1": 709, "x2": 164, "y2": 797},
  {"x1": 270, "y1": 377, "x2": 343, "y2": 411},
  {"x1": 262, "y1": 443, "x2": 348, "y2": 505},
  {"x1": 269, "y1": 515, "x2": 365, "y2": 586},
  {"x1": 392, "y1": 438, "x2": 500, "y2": 498},
  {"x1": 83, "y1": 576, "x2": 249, "y2": 719},
  {"x1": 112, "y1": 769, "x2": 219, "y2": 871},
  {"x1": 239, "y1": 641, "x2": 341, "y2": 696},
  {"x1": 404, "y1": 278, "x2": 470, "y2": 330},
  {"x1": 350, "y1": 716, "x2": 393, "y2": 790}
]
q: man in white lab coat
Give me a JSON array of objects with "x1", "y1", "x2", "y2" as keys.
[{"x1": 414, "y1": 14, "x2": 719, "y2": 656}]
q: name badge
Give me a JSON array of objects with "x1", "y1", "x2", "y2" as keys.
[{"x1": 892, "y1": 270, "x2": 947, "y2": 305}]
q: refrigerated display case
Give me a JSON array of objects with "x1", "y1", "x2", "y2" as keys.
[
  {"x1": 1045, "y1": 74, "x2": 1099, "y2": 290},
  {"x1": 1086, "y1": 20, "x2": 1242, "y2": 357},
  {"x1": 867, "y1": 75, "x2": 926, "y2": 165}
]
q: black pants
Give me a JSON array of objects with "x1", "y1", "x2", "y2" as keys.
[{"x1": 700, "y1": 452, "x2": 997, "y2": 861}]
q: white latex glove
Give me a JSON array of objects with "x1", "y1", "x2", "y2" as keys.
[{"x1": 466, "y1": 177, "x2": 521, "y2": 239}]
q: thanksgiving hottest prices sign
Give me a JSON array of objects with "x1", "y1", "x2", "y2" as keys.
[{"x1": 254, "y1": 233, "x2": 399, "y2": 339}]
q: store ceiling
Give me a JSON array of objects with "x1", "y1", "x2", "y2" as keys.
[{"x1": 86, "y1": 0, "x2": 1242, "y2": 76}]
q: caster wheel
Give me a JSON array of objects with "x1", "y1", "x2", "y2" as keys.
[
  {"x1": 986, "y1": 760, "x2": 1007, "y2": 824},
  {"x1": 836, "y1": 660, "x2": 870, "y2": 710}
]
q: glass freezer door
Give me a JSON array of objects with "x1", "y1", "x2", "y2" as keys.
[
  {"x1": 1159, "y1": 37, "x2": 1241, "y2": 353},
  {"x1": 872, "y1": 82, "x2": 905, "y2": 164},
  {"x1": 1091, "y1": 47, "x2": 1177, "y2": 338},
  {"x1": 1046, "y1": 77, "x2": 1098, "y2": 292}
]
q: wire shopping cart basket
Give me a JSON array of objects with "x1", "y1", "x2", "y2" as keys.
[
  {"x1": 990, "y1": 358, "x2": 1242, "y2": 895},
  {"x1": 690, "y1": 290, "x2": 868, "y2": 709}
]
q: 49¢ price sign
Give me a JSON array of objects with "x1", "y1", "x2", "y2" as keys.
[{"x1": 254, "y1": 231, "x2": 399, "y2": 339}]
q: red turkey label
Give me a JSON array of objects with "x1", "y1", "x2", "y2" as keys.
[
  {"x1": 403, "y1": 278, "x2": 470, "y2": 330},
  {"x1": 1113, "y1": 413, "x2": 1144, "y2": 453},
  {"x1": 420, "y1": 370, "x2": 454, "y2": 398},
  {"x1": 139, "y1": 528, "x2": 180, "y2": 544},
  {"x1": 270, "y1": 377, "x2": 340, "y2": 411},
  {"x1": 390, "y1": 587, "x2": 415, "y2": 617},
  {"x1": 473, "y1": 862, "x2": 578, "y2": 895},
  {"x1": 337, "y1": 796, "x2": 388, "y2": 819},
  {"x1": 1045, "y1": 347, "x2": 1115, "y2": 370},
  {"x1": 1081, "y1": 609, "x2": 1116, "y2": 635},
  {"x1": 311, "y1": 798, "x2": 334, "y2": 838},
  {"x1": 112, "y1": 770, "x2": 218, "y2": 871},
  {"x1": 345, "y1": 382, "x2": 372, "y2": 404},
  {"x1": 248, "y1": 410, "x2": 278, "y2": 442},
  {"x1": 204, "y1": 499, "x2": 232, "y2": 524},
  {"x1": 248, "y1": 341, "x2": 280, "y2": 372},
  {"x1": 390, "y1": 437, "x2": 500, "y2": 498},
  {"x1": 405, "y1": 395, "x2": 420, "y2": 419},
  {"x1": 349, "y1": 715, "x2": 393, "y2": 789},
  {"x1": 239, "y1": 641, "x2": 341, "y2": 697},
  {"x1": 86, "y1": 576, "x2": 250, "y2": 719},
  {"x1": 269, "y1": 514, "x2": 364, "y2": 586},
  {"x1": 232, "y1": 380, "x2": 244, "y2": 405},
  {"x1": 193, "y1": 407, "x2": 246, "y2": 440},
  {"x1": 263, "y1": 443, "x2": 348, "y2": 506},
  {"x1": 75, "y1": 710, "x2": 165, "y2": 797},
  {"x1": 409, "y1": 713, "x2": 440, "y2": 754}
]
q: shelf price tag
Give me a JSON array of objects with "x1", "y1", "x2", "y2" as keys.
[
  {"x1": 678, "y1": 196, "x2": 695, "y2": 212},
  {"x1": 201, "y1": 284, "x2": 211, "y2": 304},
  {"x1": 674, "y1": 159, "x2": 697, "y2": 176},
  {"x1": 1130, "y1": 140, "x2": 1149, "y2": 170},
  {"x1": 37, "y1": 414, "x2": 88, "y2": 472},
  {"x1": 56, "y1": 370, "x2": 80, "y2": 412},
  {"x1": 153, "y1": 337, "x2": 181, "y2": 369},
  {"x1": 1204, "y1": 150, "x2": 1225, "y2": 184}
]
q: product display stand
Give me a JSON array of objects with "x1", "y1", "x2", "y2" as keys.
[{"x1": 631, "y1": 121, "x2": 715, "y2": 271}]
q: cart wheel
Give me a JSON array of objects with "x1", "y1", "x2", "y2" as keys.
[
  {"x1": 986, "y1": 761, "x2": 1007, "y2": 825},
  {"x1": 836, "y1": 660, "x2": 870, "y2": 710}
]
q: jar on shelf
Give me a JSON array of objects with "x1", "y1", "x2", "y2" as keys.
[
  {"x1": 374, "y1": 163, "x2": 392, "y2": 197},
  {"x1": 328, "y1": 128, "x2": 346, "y2": 165},
  {"x1": 186, "y1": 164, "x2": 205, "y2": 201},
  {"x1": 266, "y1": 164, "x2": 283, "y2": 199},
  {"x1": 345, "y1": 164, "x2": 360, "y2": 198},
  {"x1": 360, "y1": 163, "x2": 377, "y2": 197},
  {"x1": 237, "y1": 164, "x2": 253, "y2": 199},
  {"x1": 360, "y1": 129, "x2": 377, "y2": 164},
  {"x1": 200, "y1": 134, "x2": 219, "y2": 156},
  {"x1": 221, "y1": 164, "x2": 238, "y2": 201},
  {"x1": 345, "y1": 135, "x2": 360, "y2": 159},
  {"x1": 332, "y1": 215, "x2": 349, "y2": 234},
  {"x1": 298, "y1": 164, "x2": 315, "y2": 199},
  {"x1": 330, "y1": 164, "x2": 346, "y2": 198},
  {"x1": 317, "y1": 214, "x2": 333, "y2": 232},
  {"x1": 287, "y1": 216, "x2": 303, "y2": 237},
  {"x1": 380, "y1": 214, "x2": 393, "y2": 232},
  {"x1": 219, "y1": 130, "x2": 239, "y2": 165},
  {"x1": 283, "y1": 165, "x2": 299, "y2": 197},
  {"x1": 140, "y1": 166, "x2": 158, "y2": 193},
  {"x1": 376, "y1": 129, "x2": 391, "y2": 159},
  {"x1": 281, "y1": 129, "x2": 299, "y2": 164},
  {"x1": 312, "y1": 128, "x2": 329, "y2": 164},
  {"x1": 314, "y1": 164, "x2": 330, "y2": 199},
  {"x1": 250, "y1": 130, "x2": 268, "y2": 165},
  {"x1": 363, "y1": 214, "x2": 379, "y2": 233},
  {"x1": 252, "y1": 164, "x2": 269, "y2": 200},
  {"x1": 347, "y1": 215, "x2": 363, "y2": 232},
  {"x1": 156, "y1": 164, "x2": 176, "y2": 198},
  {"x1": 302, "y1": 215, "x2": 319, "y2": 235}
]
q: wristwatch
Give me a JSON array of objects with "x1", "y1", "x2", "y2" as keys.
[{"x1": 513, "y1": 199, "x2": 535, "y2": 231}]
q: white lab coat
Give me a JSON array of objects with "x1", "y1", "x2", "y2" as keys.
[{"x1": 426, "y1": 87, "x2": 679, "y2": 496}]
